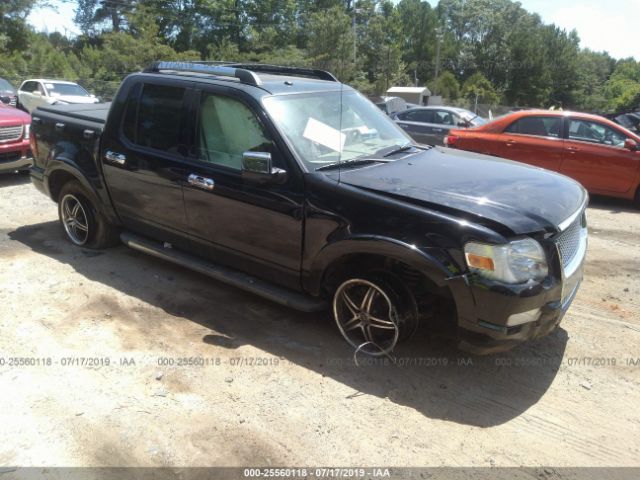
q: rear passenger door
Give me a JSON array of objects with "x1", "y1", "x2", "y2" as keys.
[
  {"x1": 497, "y1": 115, "x2": 564, "y2": 171},
  {"x1": 181, "y1": 88, "x2": 304, "y2": 289},
  {"x1": 101, "y1": 78, "x2": 192, "y2": 248}
]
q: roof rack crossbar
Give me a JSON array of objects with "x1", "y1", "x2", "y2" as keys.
[
  {"x1": 223, "y1": 63, "x2": 338, "y2": 82},
  {"x1": 143, "y1": 61, "x2": 262, "y2": 87}
]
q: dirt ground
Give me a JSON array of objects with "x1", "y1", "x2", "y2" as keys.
[{"x1": 0, "y1": 171, "x2": 639, "y2": 469}]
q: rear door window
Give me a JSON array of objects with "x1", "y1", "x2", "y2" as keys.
[
  {"x1": 505, "y1": 116, "x2": 562, "y2": 138},
  {"x1": 135, "y1": 84, "x2": 186, "y2": 154},
  {"x1": 21, "y1": 81, "x2": 36, "y2": 93},
  {"x1": 398, "y1": 109, "x2": 434, "y2": 123},
  {"x1": 122, "y1": 83, "x2": 142, "y2": 144}
]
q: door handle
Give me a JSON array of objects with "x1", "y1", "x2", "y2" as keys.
[
  {"x1": 566, "y1": 146, "x2": 579, "y2": 154},
  {"x1": 188, "y1": 174, "x2": 215, "y2": 191},
  {"x1": 104, "y1": 150, "x2": 126, "y2": 165},
  {"x1": 505, "y1": 139, "x2": 516, "y2": 146}
]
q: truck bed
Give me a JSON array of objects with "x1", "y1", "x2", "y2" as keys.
[{"x1": 33, "y1": 103, "x2": 111, "y2": 126}]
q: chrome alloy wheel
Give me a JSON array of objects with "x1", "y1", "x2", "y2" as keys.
[
  {"x1": 60, "y1": 194, "x2": 90, "y2": 246},
  {"x1": 333, "y1": 278, "x2": 400, "y2": 356}
]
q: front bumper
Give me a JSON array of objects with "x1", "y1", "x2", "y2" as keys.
[
  {"x1": 448, "y1": 219, "x2": 587, "y2": 355},
  {"x1": 456, "y1": 271, "x2": 582, "y2": 354},
  {"x1": 0, "y1": 139, "x2": 32, "y2": 173}
]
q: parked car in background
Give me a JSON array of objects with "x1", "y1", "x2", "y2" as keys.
[
  {"x1": 0, "y1": 77, "x2": 18, "y2": 107},
  {"x1": 17, "y1": 79, "x2": 98, "y2": 113},
  {"x1": 607, "y1": 111, "x2": 640, "y2": 134},
  {"x1": 393, "y1": 106, "x2": 487, "y2": 145},
  {"x1": 370, "y1": 96, "x2": 407, "y2": 116},
  {"x1": 0, "y1": 102, "x2": 32, "y2": 174},
  {"x1": 445, "y1": 109, "x2": 640, "y2": 205},
  {"x1": 29, "y1": 61, "x2": 587, "y2": 355}
]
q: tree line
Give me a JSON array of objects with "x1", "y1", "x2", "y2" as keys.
[{"x1": 0, "y1": 0, "x2": 639, "y2": 112}]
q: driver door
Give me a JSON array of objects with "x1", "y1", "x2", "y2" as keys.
[
  {"x1": 182, "y1": 89, "x2": 304, "y2": 289},
  {"x1": 562, "y1": 118, "x2": 639, "y2": 194}
]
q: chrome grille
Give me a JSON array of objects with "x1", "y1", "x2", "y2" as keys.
[
  {"x1": 9, "y1": 97, "x2": 16, "y2": 107},
  {"x1": 0, "y1": 125, "x2": 23, "y2": 143},
  {"x1": 556, "y1": 215, "x2": 584, "y2": 269}
]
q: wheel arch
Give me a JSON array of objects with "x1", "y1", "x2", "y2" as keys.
[
  {"x1": 305, "y1": 236, "x2": 455, "y2": 297},
  {"x1": 47, "y1": 163, "x2": 99, "y2": 205},
  {"x1": 45, "y1": 157, "x2": 121, "y2": 226}
]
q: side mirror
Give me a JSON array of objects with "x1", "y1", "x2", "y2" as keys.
[
  {"x1": 457, "y1": 120, "x2": 470, "y2": 128},
  {"x1": 624, "y1": 139, "x2": 639, "y2": 151},
  {"x1": 241, "y1": 151, "x2": 287, "y2": 184},
  {"x1": 33, "y1": 90, "x2": 42, "y2": 96}
]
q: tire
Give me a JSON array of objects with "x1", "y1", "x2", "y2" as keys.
[
  {"x1": 332, "y1": 271, "x2": 419, "y2": 356},
  {"x1": 635, "y1": 186, "x2": 640, "y2": 209},
  {"x1": 57, "y1": 180, "x2": 119, "y2": 249}
]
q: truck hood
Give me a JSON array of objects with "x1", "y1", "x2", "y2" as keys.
[
  {"x1": 50, "y1": 95, "x2": 99, "y2": 105},
  {"x1": 338, "y1": 147, "x2": 587, "y2": 235},
  {"x1": 0, "y1": 104, "x2": 30, "y2": 125}
]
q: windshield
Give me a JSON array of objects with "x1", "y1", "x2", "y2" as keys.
[
  {"x1": 263, "y1": 90, "x2": 411, "y2": 170},
  {"x1": 45, "y1": 82, "x2": 90, "y2": 97},
  {"x1": 0, "y1": 78, "x2": 16, "y2": 93}
]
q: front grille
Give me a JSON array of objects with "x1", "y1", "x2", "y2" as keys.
[
  {"x1": 9, "y1": 97, "x2": 16, "y2": 107},
  {"x1": 556, "y1": 215, "x2": 584, "y2": 269},
  {"x1": 0, "y1": 151, "x2": 22, "y2": 163},
  {"x1": 0, "y1": 125, "x2": 23, "y2": 143}
]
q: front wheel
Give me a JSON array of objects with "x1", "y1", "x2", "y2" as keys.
[
  {"x1": 58, "y1": 180, "x2": 119, "y2": 249},
  {"x1": 332, "y1": 273, "x2": 418, "y2": 356}
]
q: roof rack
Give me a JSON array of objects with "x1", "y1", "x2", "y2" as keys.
[
  {"x1": 143, "y1": 61, "x2": 263, "y2": 87},
  {"x1": 143, "y1": 61, "x2": 338, "y2": 86},
  {"x1": 222, "y1": 63, "x2": 338, "y2": 82}
]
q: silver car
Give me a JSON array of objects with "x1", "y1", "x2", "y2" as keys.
[{"x1": 393, "y1": 106, "x2": 487, "y2": 146}]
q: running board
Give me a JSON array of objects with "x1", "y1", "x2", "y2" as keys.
[{"x1": 120, "y1": 231, "x2": 327, "y2": 313}]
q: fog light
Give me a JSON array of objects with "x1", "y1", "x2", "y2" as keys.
[{"x1": 507, "y1": 308, "x2": 541, "y2": 326}]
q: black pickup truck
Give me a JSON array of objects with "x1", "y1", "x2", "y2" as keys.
[{"x1": 29, "y1": 62, "x2": 588, "y2": 355}]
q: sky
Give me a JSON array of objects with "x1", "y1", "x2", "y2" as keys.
[{"x1": 28, "y1": 0, "x2": 639, "y2": 60}]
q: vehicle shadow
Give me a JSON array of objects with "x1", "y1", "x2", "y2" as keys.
[
  {"x1": 588, "y1": 195, "x2": 637, "y2": 214},
  {"x1": 9, "y1": 220, "x2": 568, "y2": 428},
  {"x1": 0, "y1": 171, "x2": 30, "y2": 188}
]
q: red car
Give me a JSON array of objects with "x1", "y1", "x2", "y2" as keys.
[
  {"x1": 0, "y1": 102, "x2": 32, "y2": 174},
  {"x1": 445, "y1": 110, "x2": 640, "y2": 205}
]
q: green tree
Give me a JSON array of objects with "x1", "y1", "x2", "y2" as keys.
[
  {"x1": 430, "y1": 71, "x2": 460, "y2": 100},
  {"x1": 462, "y1": 71, "x2": 500, "y2": 106},
  {"x1": 605, "y1": 59, "x2": 640, "y2": 111},
  {"x1": 306, "y1": 6, "x2": 355, "y2": 81}
]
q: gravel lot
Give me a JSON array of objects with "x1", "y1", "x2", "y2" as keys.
[{"x1": 1, "y1": 172, "x2": 639, "y2": 469}]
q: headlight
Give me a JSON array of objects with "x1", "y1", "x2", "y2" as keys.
[
  {"x1": 23, "y1": 124, "x2": 30, "y2": 140},
  {"x1": 464, "y1": 238, "x2": 548, "y2": 284}
]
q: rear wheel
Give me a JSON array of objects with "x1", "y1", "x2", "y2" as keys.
[
  {"x1": 57, "y1": 180, "x2": 119, "y2": 249},
  {"x1": 635, "y1": 186, "x2": 640, "y2": 209},
  {"x1": 332, "y1": 273, "x2": 418, "y2": 356}
]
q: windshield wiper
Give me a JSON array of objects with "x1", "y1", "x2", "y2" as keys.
[
  {"x1": 381, "y1": 143, "x2": 415, "y2": 157},
  {"x1": 315, "y1": 158, "x2": 390, "y2": 172}
]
